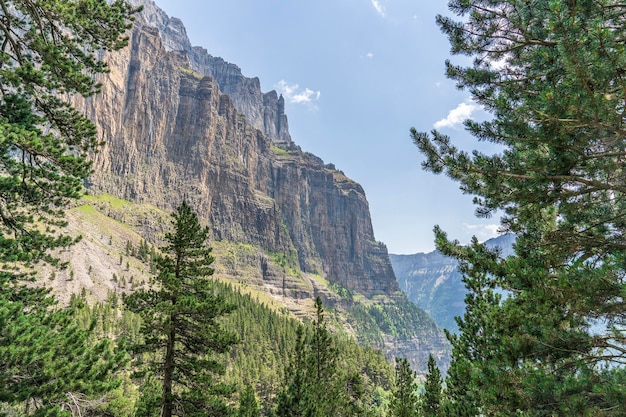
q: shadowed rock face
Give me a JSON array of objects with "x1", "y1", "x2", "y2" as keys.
[{"x1": 82, "y1": 1, "x2": 398, "y2": 298}]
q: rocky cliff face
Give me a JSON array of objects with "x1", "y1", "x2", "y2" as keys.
[
  {"x1": 128, "y1": 0, "x2": 291, "y2": 145},
  {"x1": 82, "y1": 0, "x2": 397, "y2": 299},
  {"x1": 72, "y1": 0, "x2": 450, "y2": 373}
]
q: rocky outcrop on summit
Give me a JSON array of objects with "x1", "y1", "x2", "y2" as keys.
[
  {"x1": 83, "y1": 1, "x2": 398, "y2": 298},
  {"x1": 190, "y1": 51, "x2": 292, "y2": 145}
]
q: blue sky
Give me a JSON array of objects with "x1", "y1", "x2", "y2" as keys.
[{"x1": 153, "y1": 0, "x2": 501, "y2": 254}]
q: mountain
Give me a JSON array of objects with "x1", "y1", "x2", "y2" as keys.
[
  {"x1": 56, "y1": 0, "x2": 450, "y2": 374},
  {"x1": 390, "y1": 234, "x2": 515, "y2": 332}
]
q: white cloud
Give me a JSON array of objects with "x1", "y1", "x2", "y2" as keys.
[
  {"x1": 371, "y1": 0, "x2": 385, "y2": 17},
  {"x1": 366, "y1": 52, "x2": 374, "y2": 59},
  {"x1": 464, "y1": 223, "x2": 501, "y2": 241},
  {"x1": 275, "y1": 80, "x2": 321, "y2": 104},
  {"x1": 434, "y1": 100, "x2": 481, "y2": 129}
]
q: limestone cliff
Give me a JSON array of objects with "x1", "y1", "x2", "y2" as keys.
[
  {"x1": 127, "y1": 0, "x2": 291, "y2": 145},
  {"x1": 73, "y1": 0, "x2": 448, "y2": 372},
  {"x1": 83, "y1": 1, "x2": 397, "y2": 298}
]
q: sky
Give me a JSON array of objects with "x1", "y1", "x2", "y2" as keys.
[{"x1": 153, "y1": 0, "x2": 502, "y2": 254}]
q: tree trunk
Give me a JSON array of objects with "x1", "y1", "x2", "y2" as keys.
[{"x1": 161, "y1": 317, "x2": 176, "y2": 417}]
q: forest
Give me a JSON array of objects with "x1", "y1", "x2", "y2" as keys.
[{"x1": 1, "y1": 1, "x2": 625, "y2": 416}]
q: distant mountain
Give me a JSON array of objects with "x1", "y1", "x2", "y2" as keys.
[{"x1": 390, "y1": 234, "x2": 515, "y2": 333}]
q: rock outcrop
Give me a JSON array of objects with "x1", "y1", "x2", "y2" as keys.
[
  {"x1": 126, "y1": 0, "x2": 291, "y2": 145},
  {"x1": 83, "y1": 0, "x2": 397, "y2": 299}
]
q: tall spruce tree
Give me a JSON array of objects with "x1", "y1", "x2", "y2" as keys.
[
  {"x1": 420, "y1": 355, "x2": 442, "y2": 417},
  {"x1": 124, "y1": 201, "x2": 237, "y2": 417},
  {"x1": 0, "y1": 1, "x2": 137, "y2": 414},
  {"x1": 275, "y1": 326, "x2": 309, "y2": 417},
  {"x1": 275, "y1": 297, "x2": 348, "y2": 417},
  {"x1": 237, "y1": 384, "x2": 261, "y2": 417},
  {"x1": 413, "y1": 0, "x2": 626, "y2": 415},
  {"x1": 389, "y1": 358, "x2": 418, "y2": 417}
]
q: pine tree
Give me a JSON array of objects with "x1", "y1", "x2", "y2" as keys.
[
  {"x1": 275, "y1": 326, "x2": 309, "y2": 417},
  {"x1": 0, "y1": 0, "x2": 139, "y2": 269},
  {"x1": 307, "y1": 296, "x2": 340, "y2": 416},
  {"x1": 413, "y1": 0, "x2": 626, "y2": 414},
  {"x1": 275, "y1": 297, "x2": 344, "y2": 417},
  {"x1": 420, "y1": 355, "x2": 442, "y2": 417},
  {"x1": 389, "y1": 358, "x2": 418, "y2": 417},
  {"x1": 134, "y1": 375, "x2": 161, "y2": 417},
  {"x1": 124, "y1": 201, "x2": 237, "y2": 417},
  {"x1": 238, "y1": 384, "x2": 261, "y2": 417},
  {"x1": 437, "y1": 233, "x2": 503, "y2": 417},
  {"x1": 0, "y1": 284, "x2": 128, "y2": 416},
  {"x1": 0, "y1": 1, "x2": 137, "y2": 414}
]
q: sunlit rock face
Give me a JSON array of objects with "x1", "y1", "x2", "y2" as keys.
[
  {"x1": 72, "y1": 0, "x2": 452, "y2": 375},
  {"x1": 83, "y1": 0, "x2": 398, "y2": 298}
]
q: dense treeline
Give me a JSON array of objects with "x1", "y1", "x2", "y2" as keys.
[{"x1": 60, "y1": 271, "x2": 396, "y2": 416}]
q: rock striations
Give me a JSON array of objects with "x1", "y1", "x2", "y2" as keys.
[
  {"x1": 74, "y1": 0, "x2": 448, "y2": 373},
  {"x1": 84, "y1": 0, "x2": 396, "y2": 297}
]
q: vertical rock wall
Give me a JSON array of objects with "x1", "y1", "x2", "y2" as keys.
[{"x1": 84, "y1": 2, "x2": 398, "y2": 297}]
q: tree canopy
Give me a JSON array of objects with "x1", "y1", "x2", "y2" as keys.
[
  {"x1": 413, "y1": 0, "x2": 626, "y2": 415},
  {"x1": 0, "y1": 1, "x2": 138, "y2": 415},
  {"x1": 0, "y1": 0, "x2": 138, "y2": 268},
  {"x1": 389, "y1": 357, "x2": 418, "y2": 417},
  {"x1": 124, "y1": 201, "x2": 237, "y2": 417}
]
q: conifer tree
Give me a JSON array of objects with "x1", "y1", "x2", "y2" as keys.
[
  {"x1": 133, "y1": 375, "x2": 162, "y2": 417},
  {"x1": 238, "y1": 384, "x2": 261, "y2": 417},
  {"x1": 389, "y1": 358, "x2": 418, "y2": 417},
  {"x1": 420, "y1": 355, "x2": 442, "y2": 417},
  {"x1": 275, "y1": 326, "x2": 308, "y2": 417},
  {"x1": 0, "y1": 286, "x2": 128, "y2": 416},
  {"x1": 0, "y1": 1, "x2": 137, "y2": 414},
  {"x1": 125, "y1": 201, "x2": 237, "y2": 417},
  {"x1": 0, "y1": 0, "x2": 138, "y2": 268},
  {"x1": 307, "y1": 296, "x2": 340, "y2": 416},
  {"x1": 437, "y1": 234, "x2": 502, "y2": 417},
  {"x1": 275, "y1": 297, "x2": 347, "y2": 417},
  {"x1": 413, "y1": 0, "x2": 626, "y2": 414}
]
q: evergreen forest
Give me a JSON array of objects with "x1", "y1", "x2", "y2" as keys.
[{"x1": 1, "y1": 1, "x2": 625, "y2": 416}]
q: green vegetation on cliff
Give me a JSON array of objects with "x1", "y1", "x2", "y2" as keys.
[{"x1": 348, "y1": 295, "x2": 438, "y2": 346}]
